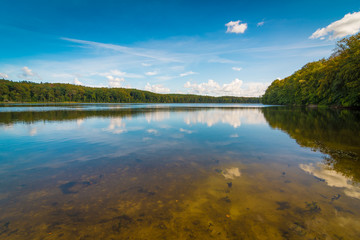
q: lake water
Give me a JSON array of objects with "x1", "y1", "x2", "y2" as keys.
[{"x1": 0, "y1": 103, "x2": 359, "y2": 239}]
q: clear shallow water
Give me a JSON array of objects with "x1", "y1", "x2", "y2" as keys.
[{"x1": 0, "y1": 104, "x2": 359, "y2": 239}]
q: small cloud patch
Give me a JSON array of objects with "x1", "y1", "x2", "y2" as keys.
[
  {"x1": 19, "y1": 66, "x2": 41, "y2": 80},
  {"x1": 257, "y1": 21, "x2": 264, "y2": 27},
  {"x1": 107, "y1": 76, "x2": 124, "y2": 88},
  {"x1": 145, "y1": 83, "x2": 170, "y2": 93},
  {"x1": 180, "y1": 71, "x2": 197, "y2": 77},
  {"x1": 145, "y1": 71, "x2": 158, "y2": 76},
  {"x1": 232, "y1": 67, "x2": 242, "y2": 71},
  {"x1": 226, "y1": 20, "x2": 248, "y2": 34},
  {"x1": 73, "y1": 77, "x2": 83, "y2": 85},
  {"x1": 0, "y1": 72, "x2": 8, "y2": 79}
]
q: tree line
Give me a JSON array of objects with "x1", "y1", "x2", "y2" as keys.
[
  {"x1": 0, "y1": 79, "x2": 260, "y2": 103},
  {"x1": 262, "y1": 33, "x2": 360, "y2": 107}
]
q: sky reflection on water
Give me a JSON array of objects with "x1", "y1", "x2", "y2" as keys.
[{"x1": 0, "y1": 104, "x2": 359, "y2": 239}]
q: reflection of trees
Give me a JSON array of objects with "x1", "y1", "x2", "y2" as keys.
[
  {"x1": 0, "y1": 106, "x2": 265, "y2": 126},
  {"x1": 0, "y1": 109, "x2": 139, "y2": 125},
  {"x1": 0, "y1": 108, "x2": 187, "y2": 125},
  {"x1": 262, "y1": 107, "x2": 360, "y2": 182}
]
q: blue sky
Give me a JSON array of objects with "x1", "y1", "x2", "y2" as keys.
[{"x1": 0, "y1": 0, "x2": 359, "y2": 96}]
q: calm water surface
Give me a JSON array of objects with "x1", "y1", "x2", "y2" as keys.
[{"x1": 0, "y1": 103, "x2": 359, "y2": 239}]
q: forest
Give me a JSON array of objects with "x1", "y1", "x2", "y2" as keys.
[
  {"x1": 262, "y1": 33, "x2": 360, "y2": 107},
  {"x1": 0, "y1": 79, "x2": 259, "y2": 103}
]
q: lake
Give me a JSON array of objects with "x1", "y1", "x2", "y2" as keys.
[{"x1": 0, "y1": 103, "x2": 359, "y2": 239}]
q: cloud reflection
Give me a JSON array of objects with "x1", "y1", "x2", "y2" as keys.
[
  {"x1": 105, "y1": 117, "x2": 127, "y2": 134},
  {"x1": 299, "y1": 163, "x2": 360, "y2": 199},
  {"x1": 222, "y1": 167, "x2": 241, "y2": 179},
  {"x1": 77, "y1": 119, "x2": 84, "y2": 127},
  {"x1": 184, "y1": 108, "x2": 266, "y2": 128},
  {"x1": 2, "y1": 124, "x2": 13, "y2": 130},
  {"x1": 179, "y1": 128, "x2": 193, "y2": 134},
  {"x1": 29, "y1": 127, "x2": 37, "y2": 136},
  {"x1": 147, "y1": 129, "x2": 158, "y2": 134},
  {"x1": 145, "y1": 111, "x2": 170, "y2": 123}
]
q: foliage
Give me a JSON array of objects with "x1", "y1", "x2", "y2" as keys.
[
  {"x1": 262, "y1": 33, "x2": 360, "y2": 107},
  {"x1": 0, "y1": 79, "x2": 259, "y2": 103}
]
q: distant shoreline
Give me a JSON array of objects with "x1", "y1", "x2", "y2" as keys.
[{"x1": 0, "y1": 79, "x2": 261, "y2": 104}]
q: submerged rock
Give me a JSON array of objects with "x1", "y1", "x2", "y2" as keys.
[
  {"x1": 59, "y1": 181, "x2": 78, "y2": 194},
  {"x1": 305, "y1": 201, "x2": 321, "y2": 213},
  {"x1": 331, "y1": 194, "x2": 341, "y2": 201}
]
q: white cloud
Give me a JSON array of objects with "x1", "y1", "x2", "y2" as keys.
[
  {"x1": 97, "y1": 70, "x2": 143, "y2": 79},
  {"x1": 18, "y1": 66, "x2": 41, "y2": 80},
  {"x1": 179, "y1": 71, "x2": 197, "y2": 77},
  {"x1": 257, "y1": 21, "x2": 265, "y2": 27},
  {"x1": 145, "y1": 83, "x2": 170, "y2": 93},
  {"x1": 225, "y1": 20, "x2": 248, "y2": 34},
  {"x1": 208, "y1": 57, "x2": 240, "y2": 64},
  {"x1": 156, "y1": 76, "x2": 174, "y2": 81},
  {"x1": 184, "y1": 79, "x2": 219, "y2": 94},
  {"x1": 107, "y1": 70, "x2": 126, "y2": 77},
  {"x1": 22, "y1": 66, "x2": 34, "y2": 76},
  {"x1": 73, "y1": 77, "x2": 83, "y2": 85},
  {"x1": 0, "y1": 73, "x2": 8, "y2": 79},
  {"x1": 141, "y1": 63, "x2": 152, "y2": 67},
  {"x1": 62, "y1": 37, "x2": 180, "y2": 62},
  {"x1": 170, "y1": 65, "x2": 185, "y2": 71},
  {"x1": 230, "y1": 133, "x2": 239, "y2": 138},
  {"x1": 107, "y1": 75, "x2": 125, "y2": 88},
  {"x1": 145, "y1": 71, "x2": 158, "y2": 76},
  {"x1": 232, "y1": 67, "x2": 242, "y2": 71},
  {"x1": 19, "y1": 66, "x2": 40, "y2": 80},
  {"x1": 310, "y1": 11, "x2": 360, "y2": 40},
  {"x1": 184, "y1": 78, "x2": 269, "y2": 97},
  {"x1": 52, "y1": 73, "x2": 74, "y2": 79}
]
